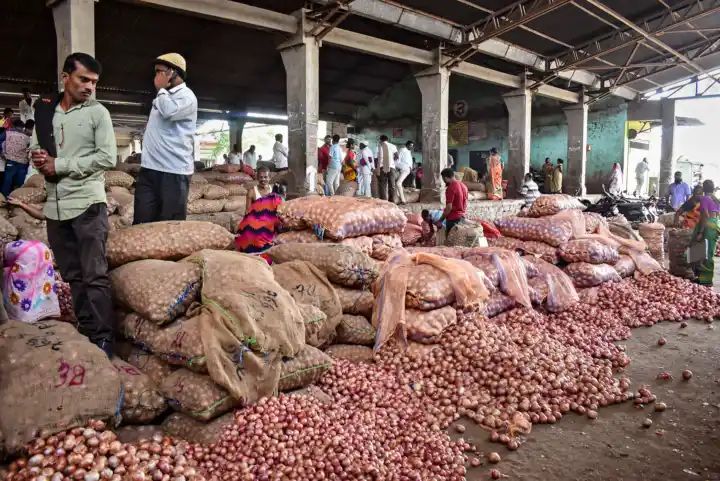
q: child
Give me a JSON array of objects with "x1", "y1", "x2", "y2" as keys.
[{"x1": 420, "y1": 209, "x2": 444, "y2": 247}]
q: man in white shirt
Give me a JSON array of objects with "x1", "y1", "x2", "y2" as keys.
[
  {"x1": 243, "y1": 145, "x2": 258, "y2": 169},
  {"x1": 272, "y1": 134, "x2": 288, "y2": 171},
  {"x1": 325, "y1": 134, "x2": 343, "y2": 196},
  {"x1": 19, "y1": 88, "x2": 34, "y2": 123},
  {"x1": 357, "y1": 142, "x2": 374, "y2": 198},
  {"x1": 375, "y1": 135, "x2": 398, "y2": 202},
  {"x1": 134, "y1": 53, "x2": 198, "y2": 224},
  {"x1": 395, "y1": 140, "x2": 414, "y2": 204},
  {"x1": 635, "y1": 158, "x2": 649, "y2": 197},
  {"x1": 226, "y1": 144, "x2": 241, "y2": 165}
]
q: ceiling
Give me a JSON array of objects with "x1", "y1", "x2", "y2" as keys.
[{"x1": 2, "y1": 0, "x2": 720, "y2": 125}]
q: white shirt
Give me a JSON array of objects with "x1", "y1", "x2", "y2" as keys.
[
  {"x1": 635, "y1": 161, "x2": 649, "y2": 179},
  {"x1": 272, "y1": 141, "x2": 288, "y2": 169},
  {"x1": 376, "y1": 141, "x2": 398, "y2": 172},
  {"x1": 397, "y1": 146, "x2": 413, "y2": 171},
  {"x1": 142, "y1": 83, "x2": 198, "y2": 175},
  {"x1": 227, "y1": 152, "x2": 241, "y2": 165},
  {"x1": 358, "y1": 147, "x2": 374, "y2": 175},
  {"x1": 243, "y1": 150, "x2": 257, "y2": 169},
  {"x1": 19, "y1": 98, "x2": 34, "y2": 123}
]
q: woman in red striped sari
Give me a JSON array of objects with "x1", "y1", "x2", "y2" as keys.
[{"x1": 235, "y1": 166, "x2": 284, "y2": 263}]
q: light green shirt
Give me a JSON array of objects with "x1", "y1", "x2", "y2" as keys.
[{"x1": 30, "y1": 99, "x2": 117, "y2": 221}]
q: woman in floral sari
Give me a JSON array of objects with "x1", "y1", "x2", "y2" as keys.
[
  {"x1": 694, "y1": 179, "x2": 720, "y2": 286},
  {"x1": 485, "y1": 147, "x2": 503, "y2": 200},
  {"x1": 235, "y1": 166, "x2": 284, "y2": 263}
]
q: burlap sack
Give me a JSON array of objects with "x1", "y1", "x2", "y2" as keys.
[
  {"x1": 405, "y1": 306, "x2": 457, "y2": 344},
  {"x1": 161, "y1": 412, "x2": 235, "y2": 444},
  {"x1": 0, "y1": 321, "x2": 123, "y2": 453},
  {"x1": 223, "y1": 195, "x2": 246, "y2": 212},
  {"x1": 113, "y1": 162, "x2": 142, "y2": 177},
  {"x1": 223, "y1": 184, "x2": 247, "y2": 196},
  {"x1": 278, "y1": 196, "x2": 407, "y2": 240},
  {"x1": 0, "y1": 216, "x2": 18, "y2": 243},
  {"x1": 446, "y1": 219, "x2": 485, "y2": 247},
  {"x1": 203, "y1": 184, "x2": 230, "y2": 200},
  {"x1": 8, "y1": 187, "x2": 46, "y2": 204},
  {"x1": 107, "y1": 221, "x2": 235, "y2": 267},
  {"x1": 485, "y1": 291, "x2": 516, "y2": 317},
  {"x1": 463, "y1": 181, "x2": 486, "y2": 192},
  {"x1": 335, "y1": 314, "x2": 376, "y2": 346},
  {"x1": 213, "y1": 164, "x2": 241, "y2": 173},
  {"x1": 333, "y1": 284, "x2": 374, "y2": 318},
  {"x1": 159, "y1": 369, "x2": 239, "y2": 421},
  {"x1": 110, "y1": 260, "x2": 202, "y2": 324},
  {"x1": 120, "y1": 313, "x2": 206, "y2": 372},
  {"x1": 336, "y1": 180, "x2": 358, "y2": 197},
  {"x1": 111, "y1": 358, "x2": 167, "y2": 424},
  {"x1": 297, "y1": 304, "x2": 332, "y2": 347},
  {"x1": 275, "y1": 230, "x2": 320, "y2": 244},
  {"x1": 116, "y1": 343, "x2": 178, "y2": 386},
  {"x1": 613, "y1": 255, "x2": 636, "y2": 278},
  {"x1": 183, "y1": 250, "x2": 305, "y2": 404},
  {"x1": 187, "y1": 198, "x2": 226, "y2": 214},
  {"x1": 267, "y1": 243, "x2": 379, "y2": 288},
  {"x1": 495, "y1": 216, "x2": 574, "y2": 247},
  {"x1": 528, "y1": 276, "x2": 549, "y2": 305},
  {"x1": 187, "y1": 212, "x2": 242, "y2": 234},
  {"x1": 583, "y1": 212, "x2": 608, "y2": 233},
  {"x1": 403, "y1": 264, "x2": 455, "y2": 310},
  {"x1": 286, "y1": 385, "x2": 334, "y2": 404},
  {"x1": 105, "y1": 170, "x2": 135, "y2": 188},
  {"x1": 108, "y1": 188, "x2": 134, "y2": 215},
  {"x1": 559, "y1": 239, "x2": 620, "y2": 265},
  {"x1": 527, "y1": 194, "x2": 585, "y2": 217},
  {"x1": 24, "y1": 174, "x2": 46, "y2": 189},
  {"x1": 272, "y1": 261, "x2": 343, "y2": 346},
  {"x1": 371, "y1": 234, "x2": 403, "y2": 260},
  {"x1": 342, "y1": 236, "x2": 374, "y2": 256},
  {"x1": 191, "y1": 175, "x2": 209, "y2": 185},
  {"x1": 459, "y1": 167, "x2": 479, "y2": 183},
  {"x1": 324, "y1": 344, "x2": 374, "y2": 363},
  {"x1": 668, "y1": 228, "x2": 694, "y2": 279},
  {"x1": 401, "y1": 224, "x2": 423, "y2": 246},
  {"x1": 565, "y1": 262, "x2": 621, "y2": 288},
  {"x1": 188, "y1": 184, "x2": 208, "y2": 203},
  {"x1": 116, "y1": 425, "x2": 164, "y2": 444},
  {"x1": 278, "y1": 345, "x2": 333, "y2": 392}
]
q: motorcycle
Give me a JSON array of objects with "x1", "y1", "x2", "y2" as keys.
[{"x1": 580, "y1": 186, "x2": 659, "y2": 228}]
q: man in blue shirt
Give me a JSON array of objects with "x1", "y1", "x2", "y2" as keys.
[
  {"x1": 667, "y1": 171, "x2": 692, "y2": 210},
  {"x1": 325, "y1": 134, "x2": 342, "y2": 196},
  {"x1": 134, "y1": 53, "x2": 198, "y2": 224}
]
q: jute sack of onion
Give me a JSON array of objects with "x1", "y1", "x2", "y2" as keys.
[
  {"x1": 159, "y1": 368, "x2": 239, "y2": 421},
  {"x1": 565, "y1": 262, "x2": 621, "y2": 288},
  {"x1": 405, "y1": 306, "x2": 458, "y2": 343},
  {"x1": 335, "y1": 314, "x2": 376, "y2": 345},
  {"x1": 115, "y1": 342, "x2": 178, "y2": 385},
  {"x1": 110, "y1": 358, "x2": 167, "y2": 424},
  {"x1": 106, "y1": 221, "x2": 235, "y2": 267},
  {"x1": 0, "y1": 321, "x2": 123, "y2": 454},
  {"x1": 526, "y1": 194, "x2": 585, "y2": 217},
  {"x1": 119, "y1": 313, "x2": 206, "y2": 372},
  {"x1": 278, "y1": 345, "x2": 333, "y2": 392},
  {"x1": 109, "y1": 260, "x2": 201, "y2": 325},
  {"x1": 267, "y1": 243, "x2": 379, "y2": 288},
  {"x1": 162, "y1": 411, "x2": 235, "y2": 444},
  {"x1": 333, "y1": 284, "x2": 374, "y2": 318},
  {"x1": 559, "y1": 239, "x2": 620, "y2": 264},
  {"x1": 187, "y1": 198, "x2": 226, "y2": 215},
  {"x1": 104, "y1": 170, "x2": 135, "y2": 188},
  {"x1": 494, "y1": 215, "x2": 574, "y2": 247}
]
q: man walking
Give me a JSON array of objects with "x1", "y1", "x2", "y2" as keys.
[
  {"x1": 134, "y1": 53, "x2": 197, "y2": 224},
  {"x1": 357, "y1": 142, "x2": 374, "y2": 198},
  {"x1": 635, "y1": 157, "x2": 649, "y2": 197},
  {"x1": 325, "y1": 134, "x2": 342, "y2": 196},
  {"x1": 667, "y1": 171, "x2": 692, "y2": 210},
  {"x1": 272, "y1": 133, "x2": 288, "y2": 172},
  {"x1": 376, "y1": 135, "x2": 398, "y2": 202},
  {"x1": 243, "y1": 145, "x2": 258, "y2": 169},
  {"x1": 30, "y1": 52, "x2": 116, "y2": 356},
  {"x1": 395, "y1": 140, "x2": 414, "y2": 205}
]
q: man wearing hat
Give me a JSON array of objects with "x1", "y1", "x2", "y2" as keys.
[{"x1": 134, "y1": 53, "x2": 198, "y2": 224}]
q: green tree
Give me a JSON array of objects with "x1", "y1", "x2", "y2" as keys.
[{"x1": 211, "y1": 131, "x2": 230, "y2": 161}]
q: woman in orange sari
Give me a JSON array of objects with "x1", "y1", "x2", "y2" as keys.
[{"x1": 485, "y1": 147, "x2": 503, "y2": 200}]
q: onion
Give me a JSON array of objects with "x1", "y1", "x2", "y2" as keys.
[{"x1": 682, "y1": 370, "x2": 693, "y2": 380}]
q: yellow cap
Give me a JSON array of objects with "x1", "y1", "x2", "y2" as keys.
[{"x1": 155, "y1": 53, "x2": 187, "y2": 79}]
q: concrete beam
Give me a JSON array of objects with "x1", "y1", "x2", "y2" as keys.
[
  {"x1": 659, "y1": 98, "x2": 676, "y2": 196},
  {"x1": 503, "y1": 89, "x2": 532, "y2": 197},
  {"x1": 563, "y1": 99, "x2": 588, "y2": 196},
  {"x1": 127, "y1": 0, "x2": 584, "y2": 103},
  {"x1": 52, "y1": 0, "x2": 95, "y2": 87}
]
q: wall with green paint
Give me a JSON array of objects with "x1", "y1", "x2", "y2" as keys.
[{"x1": 353, "y1": 75, "x2": 628, "y2": 194}]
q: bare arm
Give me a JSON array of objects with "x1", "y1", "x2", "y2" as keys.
[
  {"x1": 7, "y1": 197, "x2": 45, "y2": 220},
  {"x1": 245, "y1": 189, "x2": 255, "y2": 215}
]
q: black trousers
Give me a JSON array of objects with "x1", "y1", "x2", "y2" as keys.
[
  {"x1": 47, "y1": 203, "x2": 113, "y2": 345},
  {"x1": 133, "y1": 167, "x2": 191, "y2": 225},
  {"x1": 446, "y1": 217, "x2": 464, "y2": 233}
]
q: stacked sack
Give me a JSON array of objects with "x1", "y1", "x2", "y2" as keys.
[
  {"x1": 110, "y1": 221, "x2": 331, "y2": 430},
  {"x1": 266, "y1": 243, "x2": 380, "y2": 364},
  {"x1": 638, "y1": 222, "x2": 665, "y2": 264},
  {"x1": 275, "y1": 196, "x2": 406, "y2": 262}
]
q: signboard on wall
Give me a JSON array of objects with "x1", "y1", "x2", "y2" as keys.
[
  {"x1": 448, "y1": 121, "x2": 469, "y2": 146},
  {"x1": 453, "y1": 100, "x2": 469, "y2": 118},
  {"x1": 392, "y1": 128, "x2": 404, "y2": 139}
]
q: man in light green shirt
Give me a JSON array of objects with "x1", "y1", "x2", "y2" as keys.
[{"x1": 29, "y1": 52, "x2": 116, "y2": 357}]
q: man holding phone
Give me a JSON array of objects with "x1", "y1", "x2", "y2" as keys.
[
  {"x1": 30, "y1": 52, "x2": 116, "y2": 357},
  {"x1": 133, "y1": 53, "x2": 197, "y2": 224}
]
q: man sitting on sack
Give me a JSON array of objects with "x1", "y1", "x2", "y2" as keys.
[{"x1": 435, "y1": 168, "x2": 468, "y2": 233}]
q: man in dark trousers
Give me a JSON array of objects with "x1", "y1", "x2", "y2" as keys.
[
  {"x1": 30, "y1": 52, "x2": 116, "y2": 356},
  {"x1": 134, "y1": 53, "x2": 198, "y2": 224}
]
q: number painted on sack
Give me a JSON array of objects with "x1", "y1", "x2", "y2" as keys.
[
  {"x1": 56, "y1": 360, "x2": 86, "y2": 387},
  {"x1": 171, "y1": 331, "x2": 186, "y2": 349},
  {"x1": 114, "y1": 364, "x2": 141, "y2": 376}
]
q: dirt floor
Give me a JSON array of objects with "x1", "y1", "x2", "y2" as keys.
[{"x1": 456, "y1": 319, "x2": 720, "y2": 481}]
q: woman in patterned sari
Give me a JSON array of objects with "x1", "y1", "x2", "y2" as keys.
[
  {"x1": 694, "y1": 179, "x2": 720, "y2": 286},
  {"x1": 485, "y1": 147, "x2": 503, "y2": 200},
  {"x1": 235, "y1": 166, "x2": 284, "y2": 263}
]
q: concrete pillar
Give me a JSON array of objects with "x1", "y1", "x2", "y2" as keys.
[
  {"x1": 659, "y1": 99, "x2": 676, "y2": 197},
  {"x1": 279, "y1": 13, "x2": 319, "y2": 198},
  {"x1": 415, "y1": 59, "x2": 449, "y2": 203},
  {"x1": 502, "y1": 89, "x2": 532, "y2": 198},
  {"x1": 228, "y1": 119, "x2": 245, "y2": 152},
  {"x1": 563, "y1": 99, "x2": 588, "y2": 196},
  {"x1": 51, "y1": 0, "x2": 95, "y2": 88}
]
